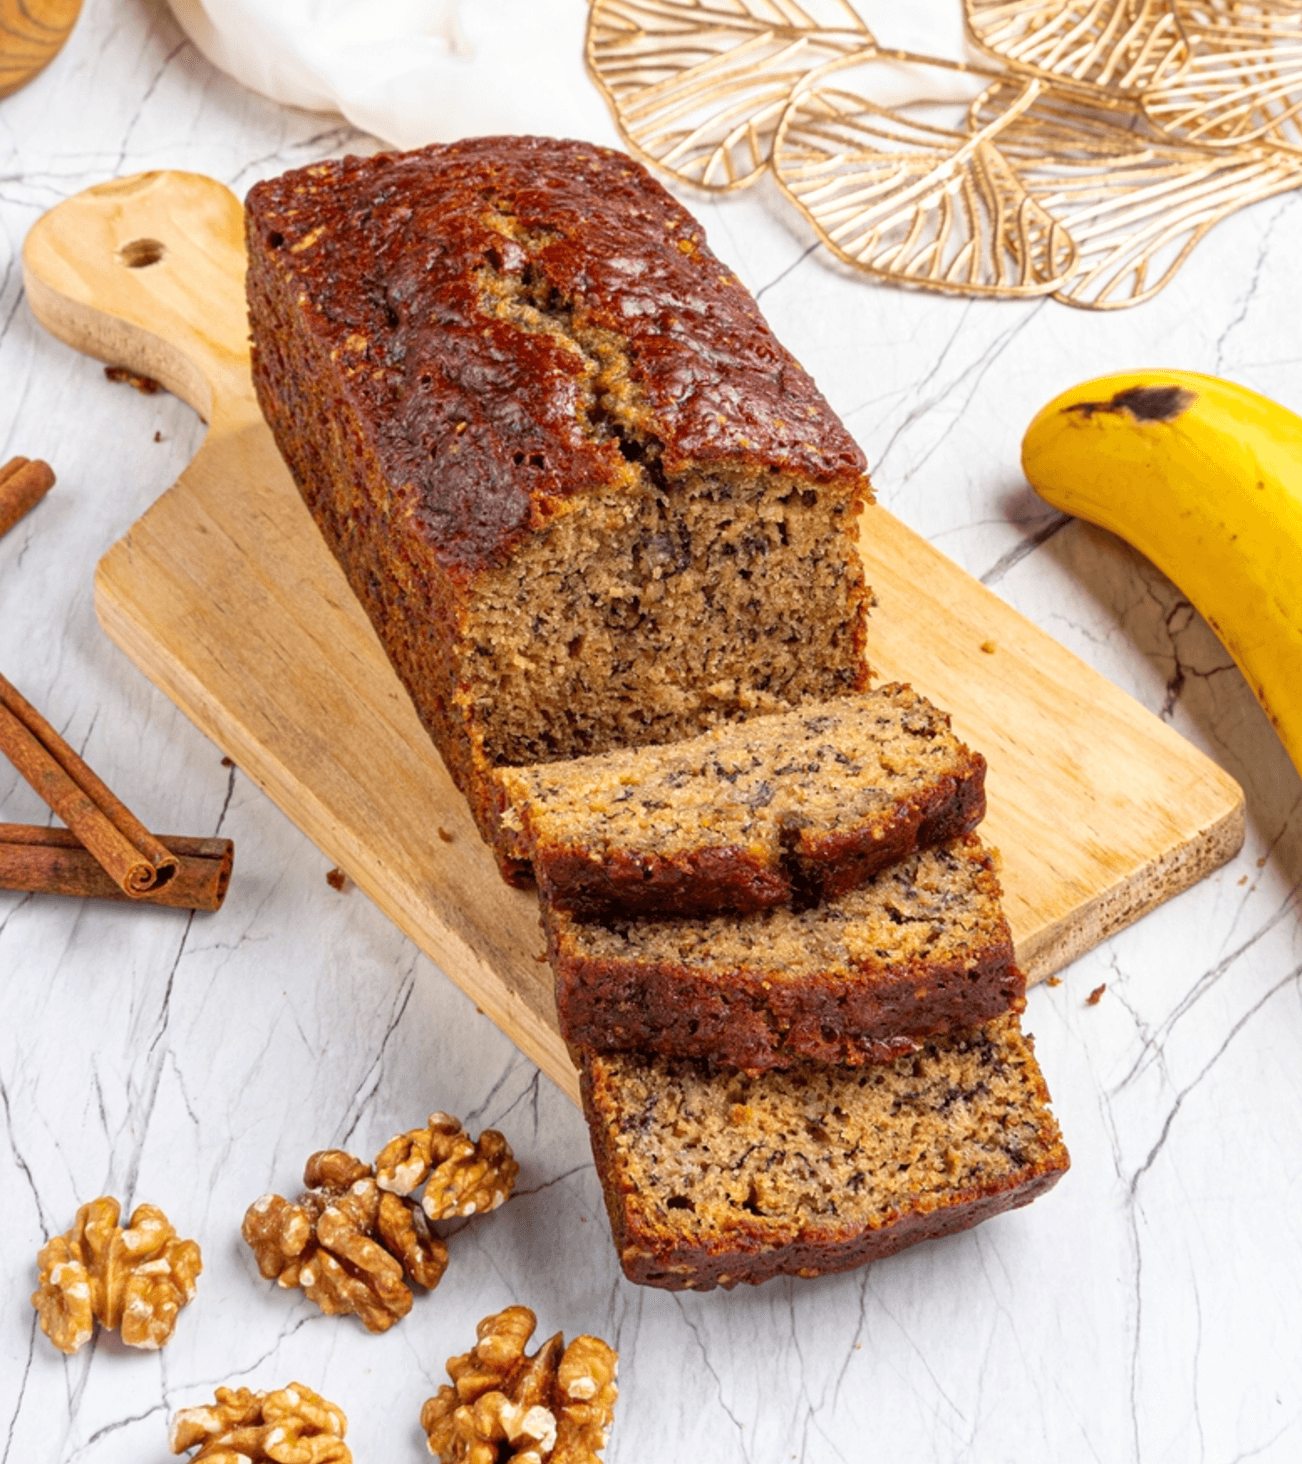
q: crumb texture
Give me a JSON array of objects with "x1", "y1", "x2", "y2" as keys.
[
  {"x1": 504, "y1": 684, "x2": 986, "y2": 916},
  {"x1": 579, "y1": 1013, "x2": 1069, "y2": 1289}
]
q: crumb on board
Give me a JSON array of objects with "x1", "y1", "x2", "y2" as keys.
[
  {"x1": 154, "y1": 431, "x2": 163, "y2": 443},
  {"x1": 1258, "y1": 856, "x2": 1267, "y2": 868},
  {"x1": 1087, "y1": 983, "x2": 1107, "y2": 1006},
  {"x1": 104, "y1": 365, "x2": 161, "y2": 394},
  {"x1": 535, "y1": 951, "x2": 548, "y2": 964},
  {"x1": 1238, "y1": 874, "x2": 1248, "y2": 885},
  {"x1": 980, "y1": 639, "x2": 996, "y2": 654},
  {"x1": 326, "y1": 867, "x2": 352, "y2": 893},
  {"x1": 1045, "y1": 975, "x2": 1062, "y2": 988},
  {"x1": 437, "y1": 827, "x2": 454, "y2": 843}
]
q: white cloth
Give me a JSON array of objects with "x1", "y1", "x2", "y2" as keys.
[{"x1": 167, "y1": 0, "x2": 618, "y2": 149}]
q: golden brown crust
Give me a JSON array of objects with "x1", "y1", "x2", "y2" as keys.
[
  {"x1": 540, "y1": 843, "x2": 791, "y2": 921},
  {"x1": 246, "y1": 137, "x2": 869, "y2": 578}
]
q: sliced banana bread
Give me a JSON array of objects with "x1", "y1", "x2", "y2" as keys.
[
  {"x1": 245, "y1": 137, "x2": 872, "y2": 883},
  {"x1": 500, "y1": 684, "x2": 985, "y2": 918},
  {"x1": 545, "y1": 834, "x2": 1024, "y2": 1070},
  {"x1": 578, "y1": 1012, "x2": 1069, "y2": 1290}
]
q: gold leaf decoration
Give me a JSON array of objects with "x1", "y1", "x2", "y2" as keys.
[
  {"x1": 772, "y1": 54, "x2": 1077, "y2": 294},
  {"x1": 963, "y1": 0, "x2": 1190, "y2": 97},
  {"x1": 586, "y1": 0, "x2": 1302, "y2": 305},
  {"x1": 586, "y1": 0, "x2": 875, "y2": 190},
  {"x1": 1143, "y1": 0, "x2": 1302, "y2": 153},
  {"x1": 971, "y1": 78, "x2": 1302, "y2": 306}
]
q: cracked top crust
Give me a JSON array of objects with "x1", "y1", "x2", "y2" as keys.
[{"x1": 244, "y1": 135, "x2": 868, "y2": 578}]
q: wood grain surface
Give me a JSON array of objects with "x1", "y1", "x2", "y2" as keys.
[
  {"x1": 21, "y1": 170, "x2": 1246, "y2": 1104},
  {"x1": 0, "y1": 0, "x2": 81, "y2": 99}
]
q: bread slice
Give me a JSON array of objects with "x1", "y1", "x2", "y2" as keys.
[
  {"x1": 501, "y1": 684, "x2": 985, "y2": 918},
  {"x1": 245, "y1": 137, "x2": 872, "y2": 883},
  {"x1": 577, "y1": 1012, "x2": 1069, "y2": 1290},
  {"x1": 545, "y1": 833, "x2": 1024, "y2": 1070}
]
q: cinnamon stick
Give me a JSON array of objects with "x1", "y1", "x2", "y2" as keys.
[
  {"x1": 0, "y1": 826, "x2": 233, "y2": 910},
  {"x1": 0, "y1": 457, "x2": 54, "y2": 539},
  {"x1": 0, "y1": 671, "x2": 177, "y2": 896}
]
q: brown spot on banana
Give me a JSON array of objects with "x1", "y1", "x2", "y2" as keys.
[{"x1": 1064, "y1": 385, "x2": 1197, "y2": 423}]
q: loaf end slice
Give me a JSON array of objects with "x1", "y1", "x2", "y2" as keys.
[
  {"x1": 501, "y1": 684, "x2": 986, "y2": 918},
  {"x1": 578, "y1": 1012, "x2": 1069, "y2": 1290},
  {"x1": 546, "y1": 833, "x2": 1024, "y2": 1070}
]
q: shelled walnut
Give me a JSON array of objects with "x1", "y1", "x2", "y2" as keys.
[
  {"x1": 169, "y1": 1382, "x2": 350, "y2": 1463},
  {"x1": 32, "y1": 1196, "x2": 202, "y2": 1354},
  {"x1": 376, "y1": 1112, "x2": 519, "y2": 1219},
  {"x1": 421, "y1": 1306, "x2": 618, "y2": 1464},
  {"x1": 242, "y1": 1115, "x2": 517, "y2": 1333}
]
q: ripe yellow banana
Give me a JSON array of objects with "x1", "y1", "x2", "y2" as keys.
[{"x1": 1021, "y1": 369, "x2": 1302, "y2": 780}]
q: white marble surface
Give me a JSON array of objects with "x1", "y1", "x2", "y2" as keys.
[{"x1": 3, "y1": 3, "x2": 1301, "y2": 1461}]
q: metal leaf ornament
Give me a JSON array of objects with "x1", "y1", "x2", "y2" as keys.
[
  {"x1": 585, "y1": 0, "x2": 1302, "y2": 306},
  {"x1": 970, "y1": 77, "x2": 1302, "y2": 305},
  {"x1": 773, "y1": 54, "x2": 1076, "y2": 294},
  {"x1": 586, "y1": 0, "x2": 875, "y2": 190},
  {"x1": 964, "y1": 0, "x2": 1190, "y2": 96},
  {"x1": 1143, "y1": 0, "x2": 1302, "y2": 153}
]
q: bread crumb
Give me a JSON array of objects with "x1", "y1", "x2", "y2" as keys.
[
  {"x1": 980, "y1": 639, "x2": 996, "y2": 654},
  {"x1": 1257, "y1": 856, "x2": 1267, "y2": 867},
  {"x1": 1086, "y1": 983, "x2": 1106, "y2": 1006},
  {"x1": 1044, "y1": 975, "x2": 1062, "y2": 987},
  {"x1": 437, "y1": 827, "x2": 454, "y2": 843},
  {"x1": 154, "y1": 430, "x2": 163, "y2": 443},
  {"x1": 104, "y1": 365, "x2": 161, "y2": 394},
  {"x1": 326, "y1": 867, "x2": 352, "y2": 893},
  {"x1": 535, "y1": 951, "x2": 549, "y2": 964},
  {"x1": 1237, "y1": 874, "x2": 1248, "y2": 885}
]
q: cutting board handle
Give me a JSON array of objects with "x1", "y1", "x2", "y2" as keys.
[{"x1": 22, "y1": 171, "x2": 251, "y2": 424}]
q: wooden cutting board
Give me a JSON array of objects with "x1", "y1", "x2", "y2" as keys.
[{"x1": 22, "y1": 171, "x2": 1245, "y2": 1105}]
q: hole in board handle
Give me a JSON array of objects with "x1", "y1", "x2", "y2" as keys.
[{"x1": 118, "y1": 238, "x2": 166, "y2": 268}]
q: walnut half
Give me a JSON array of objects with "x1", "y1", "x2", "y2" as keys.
[
  {"x1": 32, "y1": 1197, "x2": 202, "y2": 1354},
  {"x1": 374, "y1": 1113, "x2": 520, "y2": 1219},
  {"x1": 169, "y1": 1382, "x2": 350, "y2": 1463},
  {"x1": 421, "y1": 1306, "x2": 618, "y2": 1463}
]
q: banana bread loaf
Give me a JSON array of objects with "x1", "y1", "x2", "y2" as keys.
[
  {"x1": 545, "y1": 833, "x2": 1024, "y2": 1070},
  {"x1": 245, "y1": 137, "x2": 872, "y2": 882},
  {"x1": 501, "y1": 684, "x2": 985, "y2": 918},
  {"x1": 578, "y1": 1012, "x2": 1069, "y2": 1290}
]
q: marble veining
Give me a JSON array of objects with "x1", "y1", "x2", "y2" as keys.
[{"x1": 2, "y1": 2, "x2": 1301, "y2": 1461}]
